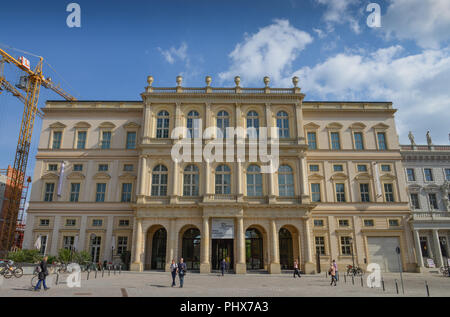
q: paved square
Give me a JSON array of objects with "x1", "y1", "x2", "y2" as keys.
[{"x1": 0, "y1": 271, "x2": 449, "y2": 297}]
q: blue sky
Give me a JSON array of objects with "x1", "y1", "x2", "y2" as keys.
[{"x1": 1, "y1": 0, "x2": 450, "y2": 177}]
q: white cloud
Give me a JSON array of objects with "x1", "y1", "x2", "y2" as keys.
[
  {"x1": 291, "y1": 46, "x2": 450, "y2": 144},
  {"x1": 158, "y1": 42, "x2": 188, "y2": 64},
  {"x1": 315, "y1": 0, "x2": 361, "y2": 34},
  {"x1": 383, "y1": 0, "x2": 450, "y2": 49},
  {"x1": 218, "y1": 19, "x2": 313, "y2": 85}
]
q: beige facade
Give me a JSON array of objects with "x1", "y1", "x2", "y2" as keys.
[{"x1": 24, "y1": 76, "x2": 417, "y2": 273}]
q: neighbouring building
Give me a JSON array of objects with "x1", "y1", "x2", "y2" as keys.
[
  {"x1": 401, "y1": 140, "x2": 450, "y2": 271},
  {"x1": 23, "y1": 75, "x2": 417, "y2": 273}
]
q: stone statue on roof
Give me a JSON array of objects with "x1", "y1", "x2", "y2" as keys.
[
  {"x1": 408, "y1": 131, "x2": 416, "y2": 146},
  {"x1": 426, "y1": 131, "x2": 433, "y2": 146}
]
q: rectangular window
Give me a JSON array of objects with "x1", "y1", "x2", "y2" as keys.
[
  {"x1": 44, "y1": 183, "x2": 55, "y2": 202},
  {"x1": 363, "y1": 219, "x2": 374, "y2": 227},
  {"x1": 360, "y1": 183, "x2": 370, "y2": 202},
  {"x1": 121, "y1": 183, "x2": 132, "y2": 202},
  {"x1": 384, "y1": 183, "x2": 394, "y2": 202},
  {"x1": 331, "y1": 132, "x2": 340, "y2": 150},
  {"x1": 410, "y1": 193, "x2": 420, "y2": 209},
  {"x1": 95, "y1": 183, "x2": 106, "y2": 202},
  {"x1": 119, "y1": 219, "x2": 130, "y2": 227},
  {"x1": 70, "y1": 183, "x2": 80, "y2": 202},
  {"x1": 309, "y1": 165, "x2": 319, "y2": 172},
  {"x1": 429, "y1": 193, "x2": 438, "y2": 209},
  {"x1": 313, "y1": 219, "x2": 324, "y2": 227},
  {"x1": 101, "y1": 131, "x2": 111, "y2": 149},
  {"x1": 377, "y1": 132, "x2": 387, "y2": 150},
  {"x1": 315, "y1": 236, "x2": 326, "y2": 255},
  {"x1": 63, "y1": 236, "x2": 75, "y2": 250},
  {"x1": 406, "y1": 168, "x2": 415, "y2": 181},
  {"x1": 388, "y1": 219, "x2": 399, "y2": 227},
  {"x1": 311, "y1": 183, "x2": 321, "y2": 202},
  {"x1": 117, "y1": 236, "x2": 128, "y2": 255},
  {"x1": 307, "y1": 132, "x2": 317, "y2": 150},
  {"x1": 52, "y1": 131, "x2": 62, "y2": 149},
  {"x1": 40, "y1": 219, "x2": 50, "y2": 226},
  {"x1": 333, "y1": 164, "x2": 343, "y2": 172},
  {"x1": 336, "y1": 183, "x2": 346, "y2": 202},
  {"x1": 73, "y1": 164, "x2": 83, "y2": 171},
  {"x1": 48, "y1": 164, "x2": 58, "y2": 171},
  {"x1": 126, "y1": 132, "x2": 136, "y2": 149},
  {"x1": 65, "y1": 219, "x2": 76, "y2": 226},
  {"x1": 446, "y1": 169, "x2": 450, "y2": 181},
  {"x1": 357, "y1": 165, "x2": 367, "y2": 172},
  {"x1": 123, "y1": 164, "x2": 134, "y2": 172},
  {"x1": 381, "y1": 165, "x2": 391, "y2": 172},
  {"x1": 424, "y1": 168, "x2": 433, "y2": 181},
  {"x1": 340, "y1": 236, "x2": 352, "y2": 255},
  {"x1": 420, "y1": 237, "x2": 429, "y2": 257},
  {"x1": 77, "y1": 131, "x2": 87, "y2": 149},
  {"x1": 354, "y1": 132, "x2": 364, "y2": 150},
  {"x1": 98, "y1": 164, "x2": 108, "y2": 172},
  {"x1": 338, "y1": 219, "x2": 349, "y2": 227},
  {"x1": 92, "y1": 219, "x2": 103, "y2": 227}
]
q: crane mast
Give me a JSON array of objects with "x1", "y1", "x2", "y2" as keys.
[{"x1": 0, "y1": 47, "x2": 76, "y2": 254}]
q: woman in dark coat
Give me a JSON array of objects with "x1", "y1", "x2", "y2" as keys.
[{"x1": 34, "y1": 256, "x2": 50, "y2": 291}]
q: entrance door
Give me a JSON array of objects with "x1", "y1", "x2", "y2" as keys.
[
  {"x1": 246, "y1": 228, "x2": 264, "y2": 270},
  {"x1": 212, "y1": 239, "x2": 234, "y2": 270},
  {"x1": 182, "y1": 228, "x2": 201, "y2": 270},
  {"x1": 151, "y1": 228, "x2": 167, "y2": 270},
  {"x1": 279, "y1": 228, "x2": 293, "y2": 270},
  {"x1": 90, "y1": 237, "x2": 101, "y2": 263}
]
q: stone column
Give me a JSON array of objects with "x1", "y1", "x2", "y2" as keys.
[
  {"x1": 165, "y1": 219, "x2": 176, "y2": 271},
  {"x1": 78, "y1": 215, "x2": 87, "y2": 251},
  {"x1": 139, "y1": 156, "x2": 147, "y2": 196},
  {"x1": 413, "y1": 230, "x2": 425, "y2": 271},
  {"x1": 304, "y1": 218, "x2": 315, "y2": 273},
  {"x1": 265, "y1": 103, "x2": 272, "y2": 138},
  {"x1": 170, "y1": 159, "x2": 179, "y2": 203},
  {"x1": 50, "y1": 215, "x2": 61, "y2": 255},
  {"x1": 142, "y1": 102, "x2": 152, "y2": 141},
  {"x1": 269, "y1": 219, "x2": 281, "y2": 273},
  {"x1": 200, "y1": 216, "x2": 211, "y2": 273},
  {"x1": 204, "y1": 162, "x2": 212, "y2": 201},
  {"x1": 236, "y1": 161, "x2": 243, "y2": 201},
  {"x1": 235, "y1": 216, "x2": 246, "y2": 274},
  {"x1": 299, "y1": 156, "x2": 310, "y2": 203},
  {"x1": 104, "y1": 215, "x2": 114, "y2": 262},
  {"x1": 131, "y1": 218, "x2": 143, "y2": 271},
  {"x1": 294, "y1": 102, "x2": 305, "y2": 141},
  {"x1": 432, "y1": 229, "x2": 444, "y2": 268}
]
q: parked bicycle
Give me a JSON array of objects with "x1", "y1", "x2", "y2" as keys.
[
  {"x1": 0, "y1": 260, "x2": 23, "y2": 279},
  {"x1": 439, "y1": 266, "x2": 450, "y2": 277},
  {"x1": 346, "y1": 264, "x2": 363, "y2": 276}
]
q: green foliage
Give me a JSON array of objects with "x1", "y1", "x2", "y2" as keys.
[
  {"x1": 57, "y1": 248, "x2": 72, "y2": 263},
  {"x1": 6, "y1": 249, "x2": 42, "y2": 263},
  {"x1": 73, "y1": 250, "x2": 91, "y2": 264}
]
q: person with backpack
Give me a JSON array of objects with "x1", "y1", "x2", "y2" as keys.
[
  {"x1": 177, "y1": 258, "x2": 187, "y2": 288},
  {"x1": 293, "y1": 259, "x2": 301, "y2": 278},
  {"x1": 332, "y1": 259, "x2": 339, "y2": 281},
  {"x1": 329, "y1": 262, "x2": 337, "y2": 286},
  {"x1": 34, "y1": 256, "x2": 50, "y2": 291},
  {"x1": 170, "y1": 259, "x2": 178, "y2": 287}
]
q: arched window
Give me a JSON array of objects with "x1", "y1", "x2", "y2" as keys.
[
  {"x1": 246, "y1": 228, "x2": 264, "y2": 270},
  {"x1": 276, "y1": 111, "x2": 290, "y2": 138},
  {"x1": 246, "y1": 111, "x2": 259, "y2": 138},
  {"x1": 183, "y1": 165, "x2": 199, "y2": 196},
  {"x1": 156, "y1": 110, "x2": 170, "y2": 139},
  {"x1": 278, "y1": 165, "x2": 294, "y2": 196},
  {"x1": 215, "y1": 164, "x2": 231, "y2": 194},
  {"x1": 187, "y1": 110, "x2": 200, "y2": 138},
  {"x1": 247, "y1": 164, "x2": 262, "y2": 197},
  {"x1": 216, "y1": 110, "x2": 229, "y2": 138},
  {"x1": 151, "y1": 164, "x2": 168, "y2": 196}
]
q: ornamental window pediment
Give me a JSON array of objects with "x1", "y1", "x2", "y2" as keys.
[
  {"x1": 49, "y1": 122, "x2": 67, "y2": 129},
  {"x1": 123, "y1": 122, "x2": 141, "y2": 129},
  {"x1": 407, "y1": 184, "x2": 421, "y2": 193},
  {"x1": 330, "y1": 172, "x2": 348, "y2": 180},
  {"x1": 74, "y1": 121, "x2": 91, "y2": 129},
  {"x1": 372, "y1": 123, "x2": 389, "y2": 130},
  {"x1": 379, "y1": 173, "x2": 396, "y2": 181},
  {"x1": 304, "y1": 122, "x2": 320, "y2": 130},
  {"x1": 93, "y1": 172, "x2": 111, "y2": 180},
  {"x1": 326, "y1": 122, "x2": 343, "y2": 130},
  {"x1": 308, "y1": 173, "x2": 324, "y2": 181},
  {"x1": 350, "y1": 122, "x2": 366, "y2": 130},
  {"x1": 41, "y1": 172, "x2": 59, "y2": 180},
  {"x1": 99, "y1": 122, "x2": 116, "y2": 129},
  {"x1": 424, "y1": 184, "x2": 440, "y2": 192},
  {"x1": 355, "y1": 173, "x2": 372, "y2": 181},
  {"x1": 119, "y1": 173, "x2": 137, "y2": 180},
  {"x1": 66, "y1": 171, "x2": 85, "y2": 180}
]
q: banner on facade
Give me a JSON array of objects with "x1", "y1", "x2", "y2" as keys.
[
  {"x1": 211, "y1": 219, "x2": 234, "y2": 239},
  {"x1": 57, "y1": 161, "x2": 65, "y2": 197},
  {"x1": 373, "y1": 162, "x2": 382, "y2": 198}
]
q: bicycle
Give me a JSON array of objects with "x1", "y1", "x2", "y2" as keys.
[
  {"x1": 439, "y1": 266, "x2": 450, "y2": 277},
  {"x1": 346, "y1": 265, "x2": 363, "y2": 276},
  {"x1": 0, "y1": 260, "x2": 23, "y2": 279}
]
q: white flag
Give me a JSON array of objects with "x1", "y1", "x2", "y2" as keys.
[
  {"x1": 34, "y1": 235, "x2": 42, "y2": 250},
  {"x1": 111, "y1": 236, "x2": 116, "y2": 250},
  {"x1": 73, "y1": 235, "x2": 79, "y2": 251},
  {"x1": 373, "y1": 162, "x2": 382, "y2": 198}
]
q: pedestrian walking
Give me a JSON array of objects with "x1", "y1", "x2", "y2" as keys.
[
  {"x1": 332, "y1": 259, "x2": 338, "y2": 281},
  {"x1": 293, "y1": 259, "x2": 301, "y2": 278},
  {"x1": 34, "y1": 256, "x2": 50, "y2": 291},
  {"x1": 329, "y1": 263, "x2": 337, "y2": 286},
  {"x1": 220, "y1": 258, "x2": 226, "y2": 276},
  {"x1": 178, "y1": 258, "x2": 187, "y2": 288},
  {"x1": 170, "y1": 259, "x2": 178, "y2": 287}
]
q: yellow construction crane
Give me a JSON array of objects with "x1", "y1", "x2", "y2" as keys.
[{"x1": 0, "y1": 47, "x2": 76, "y2": 254}]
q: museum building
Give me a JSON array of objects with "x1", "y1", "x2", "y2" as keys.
[{"x1": 23, "y1": 75, "x2": 418, "y2": 273}]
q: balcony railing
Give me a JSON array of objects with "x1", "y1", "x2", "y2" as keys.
[{"x1": 412, "y1": 211, "x2": 450, "y2": 220}]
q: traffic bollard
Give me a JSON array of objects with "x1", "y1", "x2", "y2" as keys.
[
  {"x1": 87, "y1": 270, "x2": 90, "y2": 280},
  {"x1": 108, "y1": 266, "x2": 111, "y2": 276},
  {"x1": 382, "y1": 278, "x2": 385, "y2": 292},
  {"x1": 344, "y1": 274, "x2": 346, "y2": 283},
  {"x1": 395, "y1": 279, "x2": 399, "y2": 294},
  {"x1": 352, "y1": 275, "x2": 354, "y2": 285},
  {"x1": 95, "y1": 269, "x2": 97, "y2": 279},
  {"x1": 425, "y1": 281, "x2": 430, "y2": 297},
  {"x1": 102, "y1": 268, "x2": 104, "y2": 278},
  {"x1": 56, "y1": 272, "x2": 59, "y2": 285},
  {"x1": 119, "y1": 265, "x2": 121, "y2": 275},
  {"x1": 114, "y1": 265, "x2": 116, "y2": 275},
  {"x1": 360, "y1": 275, "x2": 363, "y2": 287}
]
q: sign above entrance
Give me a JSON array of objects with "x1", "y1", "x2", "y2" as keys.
[{"x1": 212, "y1": 219, "x2": 234, "y2": 239}]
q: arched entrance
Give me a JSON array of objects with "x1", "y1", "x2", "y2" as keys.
[
  {"x1": 151, "y1": 228, "x2": 167, "y2": 270},
  {"x1": 181, "y1": 228, "x2": 201, "y2": 270},
  {"x1": 279, "y1": 227, "x2": 293, "y2": 270},
  {"x1": 246, "y1": 228, "x2": 264, "y2": 270}
]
